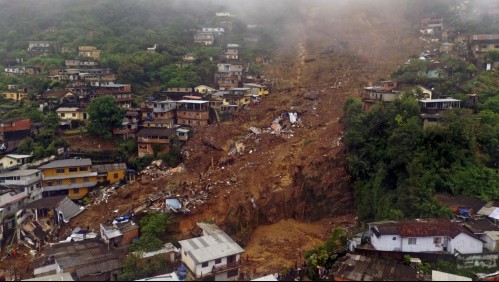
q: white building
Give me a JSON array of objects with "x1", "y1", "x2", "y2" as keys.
[
  {"x1": 0, "y1": 169, "x2": 43, "y2": 217},
  {"x1": 179, "y1": 223, "x2": 244, "y2": 281},
  {"x1": 0, "y1": 154, "x2": 33, "y2": 169},
  {"x1": 482, "y1": 231, "x2": 499, "y2": 252},
  {"x1": 369, "y1": 219, "x2": 483, "y2": 254}
]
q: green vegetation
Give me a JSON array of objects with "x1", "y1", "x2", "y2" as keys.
[
  {"x1": 343, "y1": 94, "x2": 499, "y2": 222},
  {"x1": 305, "y1": 228, "x2": 347, "y2": 280},
  {"x1": 131, "y1": 212, "x2": 172, "y2": 253},
  {"x1": 87, "y1": 95, "x2": 124, "y2": 138},
  {"x1": 118, "y1": 252, "x2": 168, "y2": 281}
]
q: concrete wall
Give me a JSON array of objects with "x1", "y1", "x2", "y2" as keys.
[
  {"x1": 448, "y1": 233, "x2": 483, "y2": 254},
  {"x1": 457, "y1": 253, "x2": 499, "y2": 269},
  {"x1": 482, "y1": 234, "x2": 498, "y2": 252},
  {"x1": 401, "y1": 237, "x2": 444, "y2": 253},
  {"x1": 371, "y1": 234, "x2": 402, "y2": 251}
]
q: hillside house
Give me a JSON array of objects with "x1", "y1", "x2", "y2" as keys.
[
  {"x1": 222, "y1": 88, "x2": 252, "y2": 107},
  {"x1": 369, "y1": 219, "x2": 483, "y2": 254},
  {"x1": 4, "y1": 66, "x2": 41, "y2": 77},
  {"x1": 419, "y1": 98, "x2": 461, "y2": 128},
  {"x1": 2, "y1": 89, "x2": 28, "y2": 102},
  {"x1": 141, "y1": 100, "x2": 176, "y2": 123},
  {"x1": 92, "y1": 163, "x2": 127, "y2": 185},
  {"x1": 0, "y1": 154, "x2": 33, "y2": 170},
  {"x1": 221, "y1": 48, "x2": 239, "y2": 61},
  {"x1": 92, "y1": 83, "x2": 134, "y2": 108},
  {"x1": 243, "y1": 83, "x2": 269, "y2": 96},
  {"x1": 331, "y1": 253, "x2": 421, "y2": 281},
  {"x1": 100, "y1": 221, "x2": 139, "y2": 248},
  {"x1": 65, "y1": 60, "x2": 98, "y2": 68},
  {"x1": 194, "y1": 85, "x2": 217, "y2": 95},
  {"x1": 33, "y1": 239, "x2": 125, "y2": 281},
  {"x1": 468, "y1": 34, "x2": 499, "y2": 63},
  {"x1": 179, "y1": 223, "x2": 244, "y2": 281},
  {"x1": 0, "y1": 169, "x2": 42, "y2": 220},
  {"x1": 182, "y1": 53, "x2": 197, "y2": 62},
  {"x1": 202, "y1": 27, "x2": 225, "y2": 36},
  {"x1": 113, "y1": 109, "x2": 140, "y2": 139},
  {"x1": 27, "y1": 41, "x2": 60, "y2": 56},
  {"x1": 56, "y1": 107, "x2": 88, "y2": 124},
  {"x1": 361, "y1": 81, "x2": 399, "y2": 111},
  {"x1": 137, "y1": 128, "x2": 176, "y2": 157},
  {"x1": 176, "y1": 100, "x2": 211, "y2": 126},
  {"x1": 0, "y1": 117, "x2": 32, "y2": 153},
  {"x1": 194, "y1": 32, "x2": 215, "y2": 46},
  {"x1": 78, "y1": 46, "x2": 101, "y2": 60},
  {"x1": 215, "y1": 63, "x2": 244, "y2": 90},
  {"x1": 40, "y1": 159, "x2": 98, "y2": 200}
]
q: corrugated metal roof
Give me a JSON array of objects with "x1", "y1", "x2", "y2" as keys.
[
  {"x1": 92, "y1": 163, "x2": 127, "y2": 173},
  {"x1": 22, "y1": 272, "x2": 74, "y2": 281},
  {"x1": 179, "y1": 224, "x2": 244, "y2": 264},
  {"x1": 0, "y1": 169, "x2": 40, "y2": 177},
  {"x1": 57, "y1": 196, "x2": 84, "y2": 223},
  {"x1": 39, "y1": 159, "x2": 92, "y2": 169},
  {"x1": 75, "y1": 258, "x2": 123, "y2": 278}
]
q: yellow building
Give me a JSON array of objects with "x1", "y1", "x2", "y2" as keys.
[
  {"x1": 40, "y1": 159, "x2": 98, "y2": 199},
  {"x1": 92, "y1": 163, "x2": 127, "y2": 184},
  {"x1": 222, "y1": 88, "x2": 252, "y2": 106},
  {"x1": 56, "y1": 107, "x2": 88, "y2": 123},
  {"x1": 78, "y1": 46, "x2": 101, "y2": 60},
  {"x1": 2, "y1": 92, "x2": 28, "y2": 102},
  {"x1": 243, "y1": 83, "x2": 269, "y2": 96}
]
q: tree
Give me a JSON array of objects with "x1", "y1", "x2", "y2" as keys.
[
  {"x1": 131, "y1": 212, "x2": 172, "y2": 252},
  {"x1": 87, "y1": 95, "x2": 124, "y2": 138}
]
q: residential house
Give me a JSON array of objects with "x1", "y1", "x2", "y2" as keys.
[
  {"x1": 194, "y1": 32, "x2": 215, "y2": 46},
  {"x1": 477, "y1": 202, "x2": 499, "y2": 224},
  {"x1": 194, "y1": 85, "x2": 217, "y2": 95},
  {"x1": 362, "y1": 81, "x2": 399, "y2": 111},
  {"x1": 215, "y1": 12, "x2": 232, "y2": 17},
  {"x1": 222, "y1": 88, "x2": 252, "y2": 108},
  {"x1": 176, "y1": 100, "x2": 212, "y2": 126},
  {"x1": 243, "y1": 83, "x2": 269, "y2": 96},
  {"x1": 4, "y1": 66, "x2": 41, "y2": 77},
  {"x1": 78, "y1": 46, "x2": 101, "y2": 61},
  {"x1": 182, "y1": 53, "x2": 197, "y2": 62},
  {"x1": 468, "y1": 34, "x2": 499, "y2": 64},
  {"x1": 176, "y1": 128, "x2": 190, "y2": 142},
  {"x1": 420, "y1": 18, "x2": 444, "y2": 33},
  {"x1": 39, "y1": 159, "x2": 98, "y2": 200},
  {"x1": 92, "y1": 83, "x2": 134, "y2": 108},
  {"x1": 0, "y1": 154, "x2": 33, "y2": 170},
  {"x1": 154, "y1": 88, "x2": 193, "y2": 101},
  {"x1": 65, "y1": 60, "x2": 98, "y2": 68},
  {"x1": 33, "y1": 239, "x2": 125, "y2": 281},
  {"x1": 202, "y1": 27, "x2": 225, "y2": 36},
  {"x1": 140, "y1": 100, "x2": 177, "y2": 127},
  {"x1": 2, "y1": 88, "x2": 28, "y2": 102},
  {"x1": 0, "y1": 117, "x2": 32, "y2": 153},
  {"x1": 56, "y1": 107, "x2": 88, "y2": 124},
  {"x1": 419, "y1": 98, "x2": 461, "y2": 127},
  {"x1": 19, "y1": 195, "x2": 84, "y2": 249},
  {"x1": 100, "y1": 221, "x2": 139, "y2": 248},
  {"x1": 113, "y1": 109, "x2": 140, "y2": 139},
  {"x1": 482, "y1": 231, "x2": 499, "y2": 252},
  {"x1": 369, "y1": 218, "x2": 484, "y2": 254},
  {"x1": 220, "y1": 48, "x2": 239, "y2": 61},
  {"x1": 27, "y1": 41, "x2": 60, "y2": 56},
  {"x1": 179, "y1": 223, "x2": 244, "y2": 281},
  {"x1": 137, "y1": 128, "x2": 176, "y2": 157},
  {"x1": 432, "y1": 270, "x2": 471, "y2": 281},
  {"x1": 92, "y1": 163, "x2": 127, "y2": 185},
  {"x1": 215, "y1": 63, "x2": 244, "y2": 90},
  {"x1": 435, "y1": 194, "x2": 485, "y2": 216},
  {"x1": 330, "y1": 253, "x2": 422, "y2": 281}
]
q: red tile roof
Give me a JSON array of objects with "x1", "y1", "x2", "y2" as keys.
[{"x1": 372, "y1": 218, "x2": 470, "y2": 239}]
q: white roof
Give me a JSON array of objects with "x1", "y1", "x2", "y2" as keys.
[
  {"x1": 4, "y1": 154, "x2": 33, "y2": 159},
  {"x1": 135, "y1": 272, "x2": 179, "y2": 281},
  {"x1": 252, "y1": 274, "x2": 278, "y2": 281},
  {"x1": 138, "y1": 243, "x2": 179, "y2": 259},
  {"x1": 419, "y1": 98, "x2": 461, "y2": 103},
  {"x1": 489, "y1": 208, "x2": 499, "y2": 220},
  {"x1": 484, "y1": 231, "x2": 499, "y2": 241},
  {"x1": 56, "y1": 107, "x2": 80, "y2": 112},
  {"x1": 432, "y1": 270, "x2": 471, "y2": 281},
  {"x1": 176, "y1": 100, "x2": 209, "y2": 104},
  {"x1": 176, "y1": 128, "x2": 190, "y2": 133},
  {"x1": 23, "y1": 272, "x2": 74, "y2": 281},
  {"x1": 0, "y1": 169, "x2": 39, "y2": 177},
  {"x1": 179, "y1": 224, "x2": 244, "y2": 264}
]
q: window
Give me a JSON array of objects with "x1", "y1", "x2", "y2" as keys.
[
  {"x1": 57, "y1": 180, "x2": 63, "y2": 185},
  {"x1": 72, "y1": 113, "x2": 76, "y2": 117},
  {"x1": 201, "y1": 262, "x2": 208, "y2": 268},
  {"x1": 69, "y1": 168, "x2": 78, "y2": 172},
  {"x1": 70, "y1": 178, "x2": 76, "y2": 184},
  {"x1": 481, "y1": 44, "x2": 488, "y2": 48},
  {"x1": 73, "y1": 188, "x2": 79, "y2": 194},
  {"x1": 47, "y1": 182, "x2": 53, "y2": 186},
  {"x1": 408, "y1": 238, "x2": 417, "y2": 245},
  {"x1": 79, "y1": 167, "x2": 88, "y2": 171},
  {"x1": 434, "y1": 237, "x2": 442, "y2": 244},
  {"x1": 83, "y1": 177, "x2": 89, "y2": 182},
  {"x1": 227, "y1": 269, "x2": 239, "y2": 278},
  {"x1": 56, "y1": 168, "x2": 65, "y2": 173},
  {"x1": 113, "y1": 173, "x2": 119, "y2": 179},
  {"x1": 215, "y1": 258, "x2": 222, "y2": 264}
]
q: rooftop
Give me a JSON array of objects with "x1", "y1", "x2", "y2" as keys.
[
  {"x1": 179, "y1": 223, "x2": 244, "y2": 264},
  {"x1": 434, "y1": 193, "x2": 485, "y2": 214},
  {"x1": 464, "y1": 219, "x2": 499, "y2": 234},
  {"x1": 39, "y1": 158, "x2": 92, "y2": 169},
  {"x1": 137, "y1": 128, "x2": 176, "y2": 137},
  {"x1": 0, "y1": 169, "x2": 40, "y2": 177},
  {"x1": 419, "y1": 98, "x2": 461, "y2": 103},
  {"x1": 56, "y1": 107, "x2": 81, "y2": 112},
  {"x1": 4, "y1": 154, "x2": 33, "y2": 159},
  {"x1": 330, "y1": 253, "x2": 420, "y2": 281},
  {"x1": 370, "y1": 218, "x2": 474, "y2": 239},
  {"x1": 24, "y1": 196, "x2": 83, "y2": 222},
  {"x1": 176, "y1": 100, "x2": 209, "y2": 104},
  {"x1": 92, "y1": 163, "x2": 127, "y2": 174}
]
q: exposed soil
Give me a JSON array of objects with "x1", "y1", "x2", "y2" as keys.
[
  {"x1": 0, "y1": 2, "x2": 424, "y2": 279},
  {"x1": 65, "y1": 133, "x2": 118, "y2": 152}
]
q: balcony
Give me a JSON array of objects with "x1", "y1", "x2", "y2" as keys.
[
  {"x1": 138, "y1": 137, "x2": 169, "y2": 144},
  {"x1": 211, "y1": 262, "x2": 241, "y2": 275}
]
